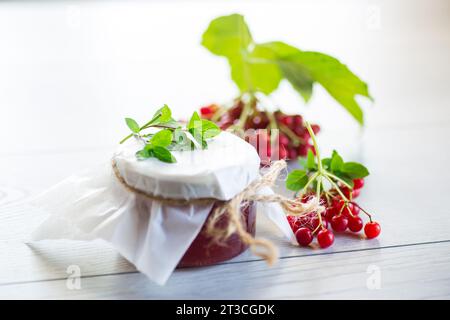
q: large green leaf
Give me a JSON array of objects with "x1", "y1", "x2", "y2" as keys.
[
  {"x1": 257, "y1": 42, "x2": 313, "y2": 101},
  {"x1": 201, "y1": 14, "x2": 252, "y2": 57},
  {"x1": 202, "y1": 14, "x2": 282, "y2": 94},
  {"x1": 202, "y1": 15, "x2": 372, "y2": 124},
  {"x1": 261, "y1": 41, "x2": 371, "y2": 124},
  {"x1": 291, "y1": 51, "x2": 371, "y2": 124}
]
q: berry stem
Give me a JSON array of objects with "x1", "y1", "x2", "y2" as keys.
[
  {"x1": 315, "y1": 176, "x2": 325, "y2": 230},
  {"x1": 324, "y1": 171, "x2": 352, "y2": 189},
  {"x1": 279, "y1": 124, "x2": 302, "y2": 146},
  {"x1": 324, "y1": 175, "x2": 349, "y2": 202},
  {"x1": 236, "y1": 95, "x2": 256, "y2": 129},
  {"x1": 305, "y1": 122, "x2": 323, "y2": 172},
  {"x1": 351, "y1": 202, "x2": 373, "y2": 222},
  {"x1": 300, "y1": 171, "x2": 319, "y2": 195}
]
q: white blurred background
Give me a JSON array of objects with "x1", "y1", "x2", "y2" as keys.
[{"x1": 0, "y1": 0, "x2": 449, "y2": 157}]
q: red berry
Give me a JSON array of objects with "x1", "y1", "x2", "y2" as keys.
[
  {"x1": 352, "y1": 188, "x2": 361, "y2": 199},
  {"x1": 331, "y1": 215, "x2": 348, "y2": 232},
  {"x1": 279, "y1": 133, "x2": 290, "y2": 146},
  {"x1": 297, "y1": 144, "x2": 309, "y2": 157},
  {"x1": 200, "y1": 105, "x2": 216, "y2": 116},
  {"x1": 364, "y1": 222, "x2": 381, "y2": 239},
  {"x1": 317, "y1": 229, "x2": 334, "y2": 248},
  {"x1": 348, "y1": 216, "x2": 363, "y2": 232},
  {"x1": 311, "y1": 124, "x2": 321, "y2": 134},
  {"x1": 250, "y1": 113, "x2": 269, "y2": 129},
  {"x1": 286, "y1": 216, "x2": 299, "y2": 232},
  {"x1": 353, "y1": 178, "x2": 364, "y2": 189},
  {"x1": 229, "y1": 103, "x2": 243, "y2": 119},
  {"x1": 294, "y1": 127, "x2": 304, "y2": 137},
  {"x1": 288, "y1": 148, "x2": 298, "y2": 160},
  {"x1": 325, "y1": 206, "x2": 337, "y2": 221},
  {"x1": 293, "y1": 115, "x2": 303, "y2": 126},
  {"x1": 295, "y1": 227, "x2": 313, "y2": 246},
  {"x1": 311, "y1": 215, "x2": 327, "y2": 231},
  {"x1": 341, "y1": 187, "x2": 361, "y2": 200},
  {"x1": 332, "y1": 199, "x2": 345, "y2": 212},
  {"x1": 351, "y1": 204, "x2": 360, "y2": 215},
  {"x1": 341, "y1": 203, "x2": 355, "y2": 217},
  {"x1": 300, "y1": 193, "x2": 314, "y2": 203}
]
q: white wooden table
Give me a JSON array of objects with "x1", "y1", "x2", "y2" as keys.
[{"x1": 1, "y1": 0, "x2": 450, "y2": 299}]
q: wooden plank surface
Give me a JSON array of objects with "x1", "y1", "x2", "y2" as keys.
[{"x1": 1, "y1": 241, "x2": 449, "y2": 299}]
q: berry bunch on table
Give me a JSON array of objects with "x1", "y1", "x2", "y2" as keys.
[{"x1": 285, "y1": 123, "x2": 381, "y2": 249}]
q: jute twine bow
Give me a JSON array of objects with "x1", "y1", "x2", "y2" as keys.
[{"x1": 111, "y1": 159, "x2": 323, "y2": 265}]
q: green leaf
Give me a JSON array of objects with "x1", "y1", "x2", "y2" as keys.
[
  {"x1": 152, "y1": 146, "x2": 177, "y2": 163},
  {"x1": 201, "y1": 13, "x2": 252, "y2": 58},
  {"x1": 188, "y1": 111, "x2": 201, "y2": 130},
  {"x1": 297, "y1": 157, "x2": 307, "y2": 169},
  {"x1": 229, "y1": 44, "x2": 282, "y2": 94},
  {"x1": 163, "y1": 119, "x2": 182, "y2": 129},
  {"x1": 286, "y1": 169, "x2": 309, "y2": 191},
  {"x1": 258, "y1": 42, "x2": 313, "y2": 101},
  {"x1": 285, "y1": 52, "x2": 370, "y2": 124},
  {"x1": 334, "y1": 172, "x2": 354, "y2": 188},
  {"x1": 150, "y1": 129, "x2": 173, "y2": 147},
  {"x1": 341, "y1": 162, "x2": 369, "y2": 179},
  {"x1": 306, "y1": 149, "x2": 316, "y2": 170},
  {"x1": 125, "y1": 118, "x2": 140, "y2": 133},
  {"x1": 202, "y1": 14, "x2": 282, "y2": 94},
  {"x1": 330, "y1": 150, "x2": 344, "y2": 172},
  {"x1": 147, "y1": 104, "x2": 172, "y2": 126},
  {"x1": 201, "y1": 120, "x2": 221, "y2": 139},
  {"x1": 260, "y1": 41, "x2": 371, "y2": 124},
  {"x1": 321, "y1": 157, "x2": 331, "y2": 170}
]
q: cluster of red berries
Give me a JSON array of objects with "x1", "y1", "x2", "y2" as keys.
[
  {"x1": 200, "y1": 102, "x2": 320, "y2": 162},
  {"x1": 287, "y1": 178, "x2": 381, "y2": 248}
]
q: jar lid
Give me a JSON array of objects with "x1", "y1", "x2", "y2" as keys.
[{"x1": 113, "y1": 131, "x2": 260, "y2": 201}]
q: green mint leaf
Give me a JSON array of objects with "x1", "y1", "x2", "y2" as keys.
[
  {"x1": 163, "y1": 119, "x2": 182, "y2": 129},
  {"x1": 147, "y1": 104, "x2": 172, "y2": 126},
  {"x1": 286, "y1": 169, "x2": 309, "y2": 191},
  {"x1": 330, "y1": 150, "x2": 344, "y2": 172},
  {"x1": 150, "y1": 129, "x2": 173, "y2": 147},
  {"x1": 341, "y1": 162, "x2": 369, "y2": 179},
  {"x1": 188, "y1": 111, "x2": 201, "y2": 130},
  {"x1": 306, "y1": 149, "x2": 317, "y2": 170},
  {"x1": 125, "y1": 118, "x2": 140, "y2": 133},
  {"x1": 201, "y1": 119, "x2": 221, "y2": 139},
  {"x1": 152, "y1": 146, "x2": 176, "y2": 163}
]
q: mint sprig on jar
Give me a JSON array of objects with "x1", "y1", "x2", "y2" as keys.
[{"x1": 285, "y1": 122, "x2": 381, "y2": 248}]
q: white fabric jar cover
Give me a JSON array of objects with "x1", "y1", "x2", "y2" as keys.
[{"x1": 31, "y1": 132, "x2": 294, "y2": 285}]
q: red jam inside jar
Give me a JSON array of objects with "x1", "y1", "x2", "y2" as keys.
[{"x1": 178, "y1": 201, "x2": 256, "y2": 267}]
